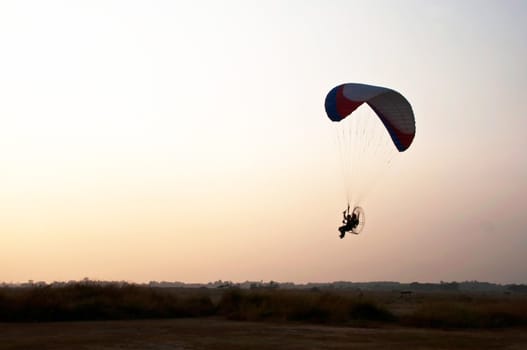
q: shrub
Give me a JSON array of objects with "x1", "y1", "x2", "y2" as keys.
[
  {"x1": 217, "y1": 289, "x2": 395, "y2": 324},
  {"x1": 0, "y1": 283, "x2": 214, "y2": 322},
  {"x1": 402, "y1": 299, "x2": 527, "y2": 328}
]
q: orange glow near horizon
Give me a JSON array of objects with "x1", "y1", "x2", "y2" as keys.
[{"x1": 1, "y1": 1, "x2": 526, "y2": 284}]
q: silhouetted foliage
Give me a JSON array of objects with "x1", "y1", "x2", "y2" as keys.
[
  {"x1": 217, "y1": 289, "x2": 395, "y2": 324},
  {"x1": 0, "y1": 282, "x2": 214, "y2": 322},
  {"x1": 402, "y1": 299, "x2": 527, "y2": 329},
  {"x1": 507, "y1": 284, "x2": 527, "y2": 294},
  {"x1": 2, "y1": 281, "x2": 527, "y2": 328}
]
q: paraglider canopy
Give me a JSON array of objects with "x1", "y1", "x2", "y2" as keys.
[{"x1": 325, "y1": 83, "x2": 415, "y2": 152}]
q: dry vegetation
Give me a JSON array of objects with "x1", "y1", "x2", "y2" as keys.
[
  {"x1": 2, "y1": 283, "x2": 527, "y2": 349},
  {"x1": 1, "y1": 282, "x2": 526, "y2": 329},
  {"x1": 0, "y1": 283, "x2": 214, "y2": 322},
  {"x1": 217, "y1": 288, "x2": 395, "y2": 324}
]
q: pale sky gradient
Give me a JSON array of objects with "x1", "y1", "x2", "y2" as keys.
[{"x1": 1, "y1": 0, "x2": 526, "y2": 284}]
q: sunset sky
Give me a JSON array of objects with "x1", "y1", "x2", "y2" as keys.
[{"x1": 1, "y1": 0, "x2": 526, "y2": 284}]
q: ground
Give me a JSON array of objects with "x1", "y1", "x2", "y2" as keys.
[{"x1": 2, "y1": 318, "x2": 527, "y2": 350}]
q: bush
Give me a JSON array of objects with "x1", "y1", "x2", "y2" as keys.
[
  {"x1": 402, "y1": 299, "x2": 527, "y2": 329},
  {"x1": 350, "y1": 301, "x2": 396, "y2": 322},
  {"x1": 217, "y1": 289, "x2": 395, "y2": 324},
  {"x1": 0, "y1": 283, "x2": 214, "y2": 322}
]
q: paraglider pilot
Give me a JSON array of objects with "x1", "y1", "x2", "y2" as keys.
[{"x1": 338, "y1": 205, "x2": 359, "y2": 239}]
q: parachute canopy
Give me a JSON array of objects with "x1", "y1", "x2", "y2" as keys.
[{"x1": 325, "y1": 83, "x2": 415, "y2": 152}]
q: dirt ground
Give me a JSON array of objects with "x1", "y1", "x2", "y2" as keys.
[{"x1": 1, "y1": 318, "x2": 526, "y2": 350}]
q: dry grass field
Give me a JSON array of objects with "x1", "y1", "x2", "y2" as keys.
[
  {"x1": 2, "y1": 317, "x2": 527, "y2": 350},
  {"x1": 1, "y1": 284, "x2": 527, "y2": 349}
]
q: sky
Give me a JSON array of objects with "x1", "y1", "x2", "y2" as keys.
[{"x1": 1, "y1": 0, "x2": 526, "y2": 284}]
